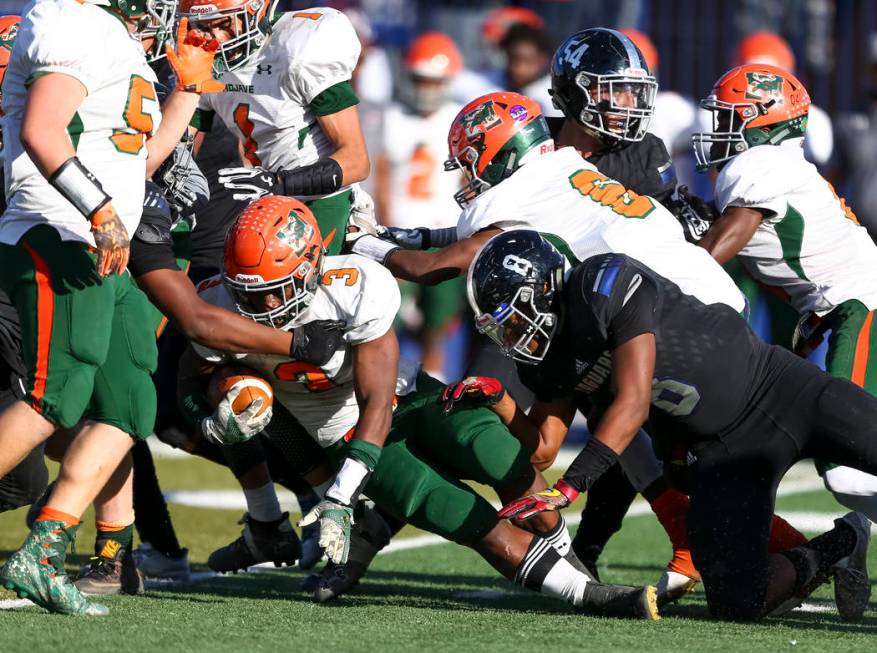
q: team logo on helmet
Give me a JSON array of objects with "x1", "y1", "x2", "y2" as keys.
[
  {"x1": 744, "y1": 72, "x2": 785, "y2": 104},
  {"x1": 461, "y1": 101, "x2": 503, "y2": 140},
  {"x1": 0, "y1": 24, "x2": 17, "y2": 49},
  {"x1": 276, "y1": 210, "x2": 316, "y2": 256},
  {"x1": 508, "y1": 104, "x2": 529, "y2": 122}
]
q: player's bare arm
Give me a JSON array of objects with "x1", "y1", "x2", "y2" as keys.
[
  {"x1": 350, "y1": 329, "x2": 399, "y2": 450},
  {"x1": 698, "y1": 206, "x2": 768, "y2": 265},
  {"x1": 317, "y1": 105, "x2": 370, "y2": 185}
]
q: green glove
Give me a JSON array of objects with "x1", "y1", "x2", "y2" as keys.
[{"x1": 297, "y1": 499, "x2": 354, "y2": 564}]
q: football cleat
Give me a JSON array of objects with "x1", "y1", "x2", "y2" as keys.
[
  {"x1": 208, "y1": 512, "x2": 301, "y2": 573},
  {"x1": 656, "y1": 547, "x2": 700, "y2": 606},
  {"x1": 308, "y1": 502, "x2": 393, "y2": 602},
  {"x1": 833, "y1": 512, "x2": 872, "y2": 622},
  {"x1": 75, "y1": 548, "x2": 143, "y2": 596},
  {"x1": 132, "y1": 543, "x2": 191, "y2": 581},
  {"x1": 0, "y1": 520, "x2": 108, "y2": 616},
  {"x1": 578, "y1": 583, "x2": 660, "y2": 620}
]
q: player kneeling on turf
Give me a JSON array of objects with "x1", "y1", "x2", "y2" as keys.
[
  {"x1": 476, "y1": 230, "x2": 873, "y2": 622},
  {"x1": 179, "y1": 195, "x2": 659, "y2": 619}
]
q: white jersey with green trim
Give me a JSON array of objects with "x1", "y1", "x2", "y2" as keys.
[
  {"x1": 197, "y1": 8, "x2": 360, "y2": 198},
  {"x1": 715, "y1": 144, "x2": 877, "y2": 314},
  {"x1": 193, "y1": 254, "x2": 417, "y2": 448},
  {"x1": 0, "y1": 0, "x2": 160, "y2": 246},
  {"x1": 456, "y1": 146, "x2": 745, "y2": 311}
]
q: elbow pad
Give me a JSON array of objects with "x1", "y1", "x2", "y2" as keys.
[{"x1": 278, "y1": 158, "x2": 343, "y2": 197}]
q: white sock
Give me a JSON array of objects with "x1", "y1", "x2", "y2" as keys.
[
  {"x1": 542, "y1": 515, "x2": 572, "y2": 556},
  {"x1": 243, "y1": 482, "x2": 282, "y2": 522},
  {"x1": 515, "y1": 536, "x2": 589, "y2": 606}
]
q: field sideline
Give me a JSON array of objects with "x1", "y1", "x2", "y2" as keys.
[{"x1": 1, "y1": 452, "x2": 876, "y2": 653}]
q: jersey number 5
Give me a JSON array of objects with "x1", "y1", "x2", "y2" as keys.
[{"x1": 110, "y1": 75, "x2": 157, "y2": 155}]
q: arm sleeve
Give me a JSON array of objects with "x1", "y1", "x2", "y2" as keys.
[
  {"x1": 190, "y1": 108, "x2": 215, "y2": 132},
  {"x1": 129, "y1": 185, "x2": 179, "y2": 278},
  {"x1": 308, "y1": 80, "x2": 359, "y2": 117},
  {"x1": 643, "y1": 135, "x2": 677, "y2": 205}
]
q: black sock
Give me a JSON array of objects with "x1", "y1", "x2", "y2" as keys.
[{"x1": 571, "y1": 462, "x2": 637, "y2": 563}]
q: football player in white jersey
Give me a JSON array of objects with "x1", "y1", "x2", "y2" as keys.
[
  {"x1": 182, "y1": 195, "x2": 659, "y2": 619},
  {"x1": 179, "y1": 1, "x2": 369, "y2": 256},
  {"x1": 375, "y1": 32, "x2": 465, "y2": 378},
  {"x1": 693, "y1": 64, "x2": 877, "y2": 618},
  {"x1": 0, "y1": 1, "x2": 222, "y2": 616},
  {"x1": 346, "y1": 91, "x2": 821, "y2": 603}
]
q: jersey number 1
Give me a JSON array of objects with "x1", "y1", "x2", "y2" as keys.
[
  {"x1": 110, "y1": 75, "x2": 157, "y2": 155},
  {"x1": 233, "y1": 103, "x2": 262, "y2": 166}
]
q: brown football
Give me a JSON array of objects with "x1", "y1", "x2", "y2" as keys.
[{"x1": 207, "y1": 365, "x2": 274, "y2": 417}]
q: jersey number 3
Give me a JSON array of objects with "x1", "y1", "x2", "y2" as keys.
[{"x1": 111, "y1": 75, "x2": 157, "y2": 155}]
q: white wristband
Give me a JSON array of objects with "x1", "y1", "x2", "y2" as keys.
[
  {"x1": 49, "y1": 157, "x2": 110, "y2": 219},
  {"x1": 326, "y1": 457, "x2": 370, "y2": 506},
  {"x1": 351, "y1": 234, "x2": 399, "y2": 264}
]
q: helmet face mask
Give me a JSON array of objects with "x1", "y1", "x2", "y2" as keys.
[
  {"x1": 467, "y1": 230, "x2": 566, "y2": 365},
  {"x1": 180, "y1": 0, "x2": 274, "y2": 73},
  {"x1": 474, "y1": 284, "x2": 558, "y2": 364},
  {"x1": 138, "y1": 0, "x2": 176, "y2": 62},
  {"x1": 551, "y1": 28, "x2": 656, "y2": 146},
  {"x1": 692, "y1": 64, "x2": 810, "y2": 171},
  {"x1": 223, "y1": 196, "x2": 324, "y2": 329}
]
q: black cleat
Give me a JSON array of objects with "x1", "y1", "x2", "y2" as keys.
[
  {"x1": 208, "y1": 512, "x2": 301, "y2": 573},
  {"x1": 578, "y1": 583, "x2": 660, "y2": 620}
]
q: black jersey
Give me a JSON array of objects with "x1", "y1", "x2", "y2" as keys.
[
  {"x1": 518, "y1": 254, "x2": 784, "y2": 445},
  {"x1": 546, "y1": 117, "x2": 676, "y2": 205}
]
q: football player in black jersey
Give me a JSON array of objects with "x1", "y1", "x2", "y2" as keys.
[{"x1": 468, "y1": 230, "x2": 873, "y2": 622}]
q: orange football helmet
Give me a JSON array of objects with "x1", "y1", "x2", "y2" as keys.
[
  {"x1": 445, "y1": 92, "x2": 553, "y2": 208},
  {"x1": 405, "y1": 32, "x2": 462, "y2": 79},
  {"x1": 0, "y1": 16, "x2": 19, "y2": 94},
  {"x1": 692, "y1": 63, "x2": 810, "y2": 171},
  {"x1": 735, "y1": 32, "x2": 795, "y2": 73},
  {"x1": 223, "y1": 195, "x2": 323, "y2": 328},
  {"x1": 402, "y1": 32, "x2": 462, "y2": 114},
  {"x1": 178, "y1": 0, "x2": 276, "y2": 72}
]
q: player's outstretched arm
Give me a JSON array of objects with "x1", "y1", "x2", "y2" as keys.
[
  {"x1": 136, "y1": 268, "x2": 343, "y2": 363},
  {"x1": 698, "y1": 206, "x2": 767, "y2": 264}
]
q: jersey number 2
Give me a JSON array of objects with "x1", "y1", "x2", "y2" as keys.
[{"x1": 110, "y1": 75, "x2": 156, "y2": 155}]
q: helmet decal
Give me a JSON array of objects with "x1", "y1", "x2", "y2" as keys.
[
  {"x1": 461, "y1": 100, "x2": 503, "y2": 140},
  {"x1": 0, "y1": 23, "x2": 17, "y2": 50},
  {"x1": 276, "y1": 210, "x2": 316, "y2": 256},
  {"x1": 508, "y1": 104, "x2": 529, "y2": 122},
  {"x1": 502, "y1": 254, "x2": 534, "y2": 277},
  {"x1": 744, "y1": 71, "x2": 785, "y2": 103}
]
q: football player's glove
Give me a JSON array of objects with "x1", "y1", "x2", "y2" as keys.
[
  {"x1": 669, "y1": 186, "x2": 716, "y2": 243},
  {"x1": 201, "y1": 387, "x2": 273, "y2": 446},
  {"x1": 497, "y1": 480, "x2": 579, "y2": 520},
  {"x1": 791, "y1": 312, "x2": 828, "y2": 358},
  {"x1": 90, "y1": 203, "x2": 130, "y2": 277},
  {"x1": 291, "y1": 319, "x2": 347, "y2": 367},
  {"x1": 438, "y1": 376, "x2": 505, "y2": 415},
  {"x1": 166, "y1": 18, "x2": 224, "y2": 94},
  {"x1": 298, "y1": 499, "x2": 354, "y2": 565},
  {"x1": 217, "y1": 166, "x2": 280, "y2": 201},
  {"x1": 384, "y1": 227, "x2": 429, "y2": 250},
  {"x1": 344, "y1": 187, "x2": 400, "y2": 263}
]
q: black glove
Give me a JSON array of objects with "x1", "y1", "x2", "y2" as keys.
[
  {"x1": 290, "y1": 319, "x2": 347, "y2": 366},
  {"x1": 670, "y1": 186, "x2": 717, "y2": 244}
]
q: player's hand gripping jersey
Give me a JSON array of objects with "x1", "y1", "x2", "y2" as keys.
[
  {"x1": 456, "y1": 147, "x2": 745, "y2": 312},
  {"x1": 714, "y1": 144, "x2": 877, "y2": 314},
  {"x1": 0, "y1": 0, "x2": 161, "y2": 245},
  {"x1": 194, "y1": 8, "x2": 359, "y2": 199},
  {"x1": 195, "y1": 254, "x2": 418, "y2": 446}
]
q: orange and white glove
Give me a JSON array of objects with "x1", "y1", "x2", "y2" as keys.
[
  {"x1": 90, "y1": 203, "x2": 130, "y2": 277},
  {"x1": 165, "y1": 18, "x2": 224, "y2": 94}
]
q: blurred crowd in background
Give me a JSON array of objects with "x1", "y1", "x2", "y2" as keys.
[{"x1": 3, "y1": 0, "x2": 876, "y2": 380}]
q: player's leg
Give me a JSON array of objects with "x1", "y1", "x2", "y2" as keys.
[
  {"x1": 74, "y1": 452, "x2": 144, "y2": 596},
  {"x1": 349, "y1": 433, "x2": 657, "y2": 618},
  {"x1": 819, "y1": 300, "x2": 877, "y2": 520}
]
